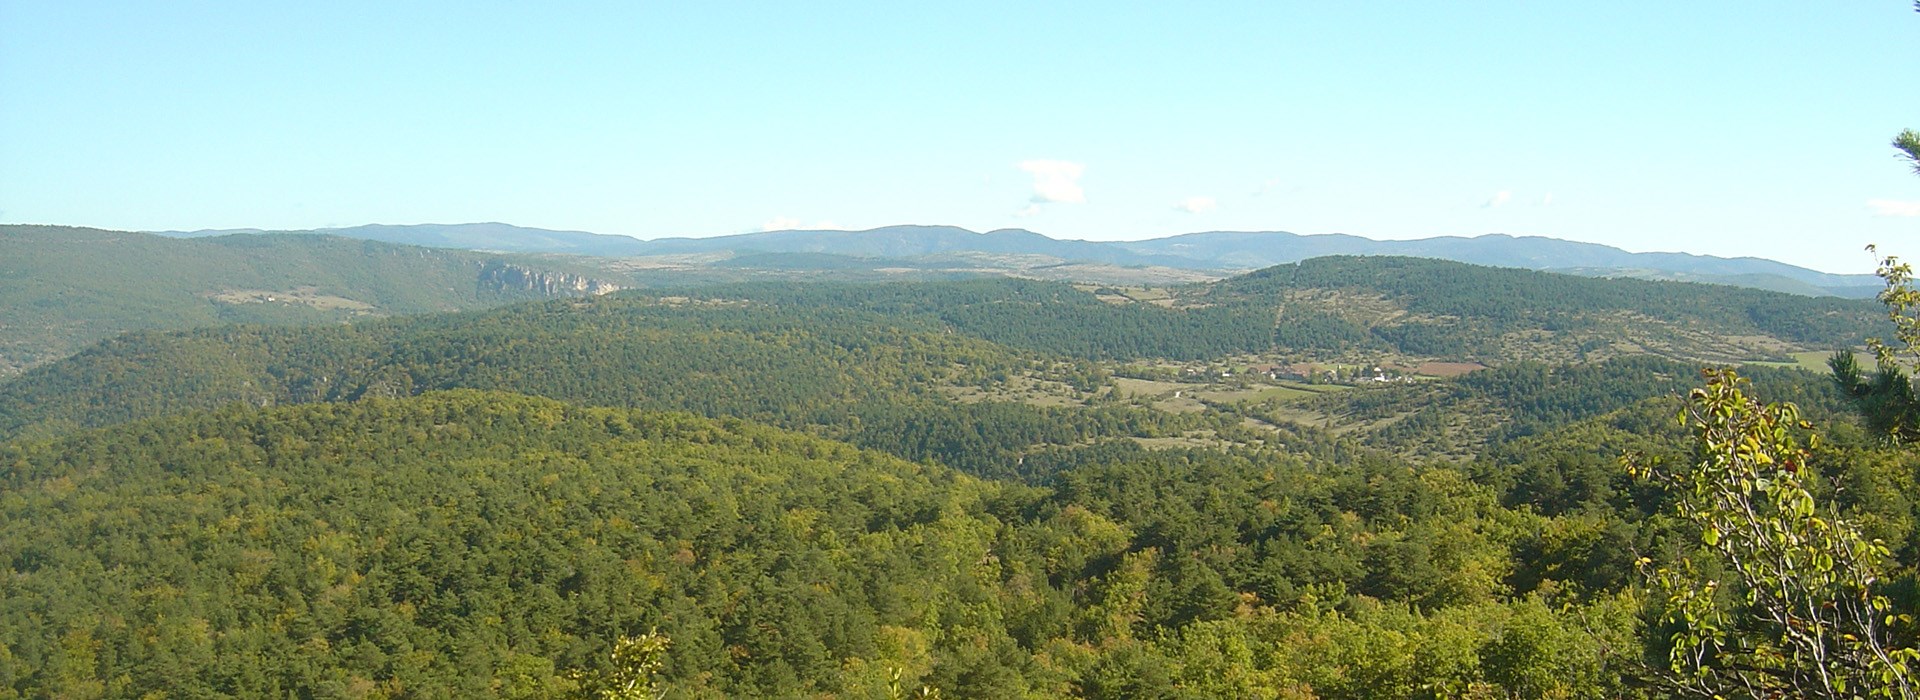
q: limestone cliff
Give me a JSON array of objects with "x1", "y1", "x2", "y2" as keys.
[{"x1": 477, "y1": 261, "x2": 623, "y2": 297}]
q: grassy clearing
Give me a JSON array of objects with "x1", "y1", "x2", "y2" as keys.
[
  {"x1": 1112, "y1": 377, "x2": 1189, "y2": 397},
  {"x1": 1278, "y1": 380, "x2": 1354, "y2": 393},
  {"x1": 1745, "y1": 350, "x2": 1837, "y2": 373},
  {"x1": 1153, "y1": 396, "x2": 1209, "y2": 413},
  {"x1": 1196, "y1": 385, "x2": 1317, "y2": 403},
  {"x1": 1131, "y1": 432, "x2": 1236, "y2": 450},
  {"x1": 209, "y1": 288, "x2": 378, "y2": 312},
  {"x1": 1126, "y1": 286, "x2": 1173, "y2": 302},
  {"x1": 1787, "y1": 350, "x2": 1837, "y2": 372},
  {"x1": 937, "y1": 372, "x2": 1091, "y2": 408}
]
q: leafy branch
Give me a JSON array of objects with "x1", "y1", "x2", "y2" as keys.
[{"x1": 1628, "y1": 369, "x2": 1918, "y2": 699}]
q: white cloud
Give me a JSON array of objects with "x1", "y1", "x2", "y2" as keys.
[
  {"x1": 1483, "y1": 190, "x2": 1513, "y2": 208},
  {"x1": 1540, "y1": 192, "x2": 1555, "y2": 206},
  {"x1": 1018, "y1": 160, "x2": 1086, "y2": 204},
  {"x1": 1175, "y1": 195, "x2": 1218, "y2": 214},
  {"x1": 1252, "y1": 178, "x2": 1283, "y2": 196},
  {"x1": 1868, "y1": 199, "x2": 1920, "y2": 217},
  {"x1": 1014, "y1": 203, "x2": 1042, "y2": 218}
]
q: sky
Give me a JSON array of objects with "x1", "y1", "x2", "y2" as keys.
[{"x1": 2, "y1": 2, "x2": 1917, "y2": 274}]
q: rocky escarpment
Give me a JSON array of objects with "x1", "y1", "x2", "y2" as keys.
[{"x1": 477, "y1": 261, "x2": 623, "y2": 297}]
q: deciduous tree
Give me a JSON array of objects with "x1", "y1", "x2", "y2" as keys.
[{"x1": 1628, "y1": 369, "x2": 1917, "y2": 698}]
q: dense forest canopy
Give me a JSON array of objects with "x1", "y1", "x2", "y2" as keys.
[{"x1": 0, "y1": 391, "x2": 1663, "y2": 698}]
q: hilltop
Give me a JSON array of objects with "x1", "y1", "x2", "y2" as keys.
[{"x1": 0, "y1": 225, "x2": 624, "y2": 376}]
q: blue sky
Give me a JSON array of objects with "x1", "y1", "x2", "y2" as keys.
[{"x1": 2, "y1": 2, "x2": 1916, "y2": 273}]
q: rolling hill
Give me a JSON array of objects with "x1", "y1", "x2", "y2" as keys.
[
  {"x1": 0, "y1": 225, "x2": 625, "y2": 376},
  {"x1": 1118, "y1": 230, "x2": 1880, "y2": 293},
  {"x1": 1196, "y1": 256, "x2": 1878, "y2": 363}
]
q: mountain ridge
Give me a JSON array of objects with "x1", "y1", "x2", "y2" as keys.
[{"x1": 150, "y1": 222, "x2": 1880, "y2": 297}]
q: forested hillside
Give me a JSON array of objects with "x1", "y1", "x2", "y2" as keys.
[
  {"x1": 0, "y1": 294, "x2": 1000, "y2": 437},
  {"x1": 635, "y1": 265, "x2": 1876, "y2": 364},
  {"x1": 673, "y1": 280, "x2": 1276, "y2": 360},
  {"x1": 0, "y1": 226, "x2": 620, "y2": 376},
  {"x1": 616, "y1": 263, "x2": 1879, "y2": 365},
  {"x1": 1207, "y1": 256, "x2": 1877, "y2": 362},
  {"x1": 1248, "y1": 355, "x2": 1850, "y2": 461}
]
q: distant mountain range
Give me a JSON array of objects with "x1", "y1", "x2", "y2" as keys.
[
  {"x1": 155, "y1": 222, "x2": 1883, "y2": 297},
  {"x1": 157, "y1": 222, "x2": 656, "y2": 257}
]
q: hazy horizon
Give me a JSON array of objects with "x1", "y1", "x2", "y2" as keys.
[
  {"x1": 62, "y1": 219, "x2": 1864, "y2": 277},
  {"x1": 4, "y1": 3, "x2": 1915, "y2": 274}
]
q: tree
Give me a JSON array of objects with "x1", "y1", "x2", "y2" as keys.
[
  {"x1": 1828, "y1": 348, "x2": 1920, "y2": 442},
  {"x1": 1898, "y1": 129, "x2": 1920, "y2": 177},
  {"x1": 570, "y1": 631, "x2": 671, "y2": 700},
  {"x1": 1829, "y1": 246, "x2": 1920, "y2": 443},
  {"x1": 1627, "y1": 369, "x2": 1917, "y2": 698}
]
